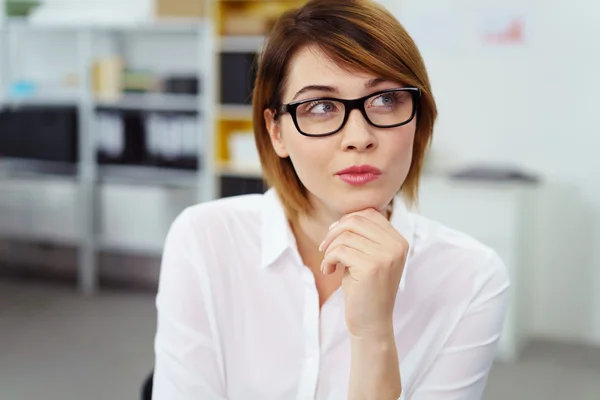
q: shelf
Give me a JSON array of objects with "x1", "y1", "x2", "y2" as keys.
[
  {"x1": 97, "y1": 239, "x2": 164, "y2": 257},
  {"x1": 95, "y1": 93, "x2": 200, "y2": 113},
  {"x1": 217, "y1": 162, "x2": 262, "y2": 179},
  {"x1": 1, "y1": 92, "x2": 201, "y2": 112},
  {"x1": 0, "y1": 158, "x2": 78, "y2": 179},
  {"x1": 4, "y1": 17, "x2": 208, "y2": 34},
  {"x1": 1, "y1": 93, "x2": 80, "y2": 107},
  {"x1": 219, "y1": 35, "x2": 266, "y2": 53},
  {"x1": 98, "y1": 163, "x2": 263, "y2": 183},
  {"x1": 108, "y1": 20, "x2": 208, "y2": 34},
  {"x1": 97, "y1": 165, "x2": 199, "y2": 187},
  {"x1": 219, "y1": 104, "x2": 253, "y2": 120}
]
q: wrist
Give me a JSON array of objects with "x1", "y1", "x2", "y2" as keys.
[
  {"x1": 349, "y1": 322, "x2": 395, "y2": 344},
  {"x1": 349, "y1": 328, "x2": 401, "y2": 400},
  {"x1": 350, "y1": 329, "x2": 397, "y2": 361}
]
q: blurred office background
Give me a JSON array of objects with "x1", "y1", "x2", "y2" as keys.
[{"x1": 0, "y1": 0, "x2": 598, "y2": 399}]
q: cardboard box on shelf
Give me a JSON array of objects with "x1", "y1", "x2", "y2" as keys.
[
  {"x1": 92, "y1": 57, "x2": 124, "y2": 100},
  {"x1": 155, "y1": 0, "x2": 206, "y2": 19},
  {"x1": 223, "y1": 12, "x2": 270, "y2": 36},
  {"x1": 218, "y1": 0, "x2": 305, "y2": 36}
]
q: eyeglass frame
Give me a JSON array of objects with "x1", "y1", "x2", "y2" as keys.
[{"x1": 275, "y1": 87, "x2": 421, "y2": 137}]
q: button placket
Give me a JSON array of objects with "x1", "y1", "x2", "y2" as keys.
[{"x1": 296, "y1": 268, "x2": 322, "y2": 400}]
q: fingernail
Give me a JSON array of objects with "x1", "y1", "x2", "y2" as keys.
[
  {"x1": 329, "y1": 221, "x2": 339, "y2": 231},
  {"x1": 318, "y1": 242, "x2": 323, "y2": 252},
  {"x1": 320, "y1": 261, "x2": 326, "y2": 274}
]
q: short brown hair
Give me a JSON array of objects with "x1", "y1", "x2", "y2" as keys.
[{"x1": 252, "y1": 0, "x2": 437, "y2": 218}]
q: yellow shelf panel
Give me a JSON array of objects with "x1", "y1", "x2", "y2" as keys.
[{"x1": 216, "y1": 118, "x2": 254, "y2": 163}]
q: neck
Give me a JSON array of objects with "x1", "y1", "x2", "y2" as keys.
[{"x1": 290, "y1": 204, "x2": 338, "y2": 272}]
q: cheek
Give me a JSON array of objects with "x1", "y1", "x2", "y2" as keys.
[
  {"x1": 280, "y1": 121, "x2": 333, "y2": 182},
  {"x1": 287, "y1": 137, "x2": 330, "y2": 172},
  {"x1": 389, "y1": 126, "x2": 415, "y2": 163},
  {"x1": 385, "y1": 126, "x2": 416, "y2": 185}
]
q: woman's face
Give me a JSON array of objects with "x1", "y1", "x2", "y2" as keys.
[{"x1": 265, "y1": 45, "x2": 416, "y2": 217}]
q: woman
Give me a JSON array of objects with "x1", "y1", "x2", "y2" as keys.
[{"x1": 153, "y1": 0, "x2": 510, "y2": 399}]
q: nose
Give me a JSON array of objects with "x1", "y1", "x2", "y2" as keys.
[{"x1": 340, "y1": 109, "x2": 378, "y2": 152}]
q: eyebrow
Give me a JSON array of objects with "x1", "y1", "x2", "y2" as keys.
[
  {"x1": 365, "y1": 77, "x2": 388, "y2": 88},
  {"x1": 290, "y1": 77, "x2": 390, "y2": 102},
  {"x1": 291, "y1": 85, "x2": 336, "y2": 101}
]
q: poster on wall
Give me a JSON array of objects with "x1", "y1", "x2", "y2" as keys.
[
  {"x1": 378, "y1": 0, "x2": 535, "y2": 57},
  {"x1": 475, "y1": 5, "x2": 534, "y2": 51}
]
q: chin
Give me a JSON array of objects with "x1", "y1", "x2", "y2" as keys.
[{"x1": 332, "y1": 190, "x2": 395, "y2": 215}]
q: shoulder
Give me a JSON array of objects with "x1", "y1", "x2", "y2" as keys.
[
  {"x1": 185, "y1": 193, "x2": 264, "y2": 227},
  {"x1": 165, "y1": 193, "x2": 265, "y2": 247},
  {"x1": 408, "y1": 212, "x2": 510, "y2": 297}
]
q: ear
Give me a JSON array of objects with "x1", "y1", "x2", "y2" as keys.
[{"x1": 264, "y1": 108, "x2": 289, "y2": 158}]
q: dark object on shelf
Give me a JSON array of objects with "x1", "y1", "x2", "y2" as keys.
[
  {"x1": 96, "y1": 110, "x2": 146, "y2": 166},
  {"x1": 220, "y1": 176, "x2": 267, "y2": 198},
  {"x1": 0, "y1": 105, "x2": 78, "y2": 163},
  {"x1": 163, "y1": 75, "x2": 200, "y2": 95},
  {"x1": 95, "y1": 109, "x2": 200, "y2": 171},
  {"x1": 149, "y1": 154, "x2": 199, "y2": 170},
  {"x1": 450, "y1": 165, "x2": 540, "y2": 184},
  {"x1": 220, "y1": 52, "x2": 258, "y2": 105},
  {"x1": 142, "y1": 112, "x2": 200, "y2": 170}
]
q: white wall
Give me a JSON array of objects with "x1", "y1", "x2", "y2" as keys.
[
  {"x1": 380, "y1": 0, "x2": 600, "y2": 345},
  {"x1": 523, "y1": 0, "x2": 600, "y2": 345}
]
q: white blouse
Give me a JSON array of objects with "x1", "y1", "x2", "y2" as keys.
[{"x1": 153, "y1": 189, "x2": 510, "y2": 400}]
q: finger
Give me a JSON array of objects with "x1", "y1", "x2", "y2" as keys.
[
  {"x1": 321, "y1": 231, "x2": 376, "y2": 274},
  {"x1": 340, "y1": 208, "x2": 405, "y2": 241},
  {"x1": 320, "y1": 214, "x2": 384, "y2": 253},
  {"x1": 340, "y1": 208, "x2": 387, "y2": 227},
  {"x1": 321, "y1": 244, "x2": 372, "y2": 277}
]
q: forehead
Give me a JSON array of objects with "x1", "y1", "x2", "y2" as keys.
[{"x1": 283, "y1": 45, "x2": 379, "y2": 96}]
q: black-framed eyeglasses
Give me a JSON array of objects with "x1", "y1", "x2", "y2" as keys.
[{"x1": 276, "y1": 87, "x2": 420, "y2": 137}]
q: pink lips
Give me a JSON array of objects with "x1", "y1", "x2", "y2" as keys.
[{"x1": 336, "y1": 165, "x2": 382, "y2": 186}]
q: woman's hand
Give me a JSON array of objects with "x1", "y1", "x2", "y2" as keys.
[{"x1": 319, "y1": 208, "x2": 409, "y2": 339}]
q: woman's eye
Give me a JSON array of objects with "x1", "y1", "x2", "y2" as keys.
[
  {"x1": 306, "y1": 101, "x2": 337, "y2": 114},
  {"x1": 371, "y1": 94, "x2": 397, "y2": 107}
]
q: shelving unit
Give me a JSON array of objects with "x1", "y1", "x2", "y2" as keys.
[
  {"x1": 0, "y1": 2, "x2": 217, "y2": 294},
  {"x1": 0, "y1": 0, "x2": 309, "y2": 294}
]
